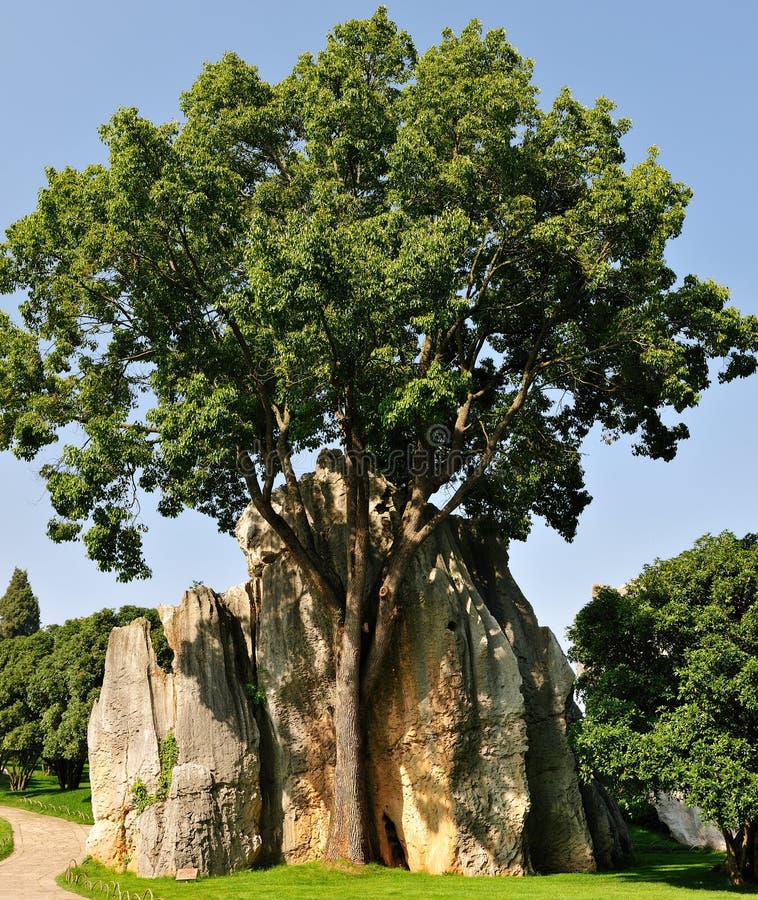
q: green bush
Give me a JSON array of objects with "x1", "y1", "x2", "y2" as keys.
[{"x1": 245, "y1": 682, "x2": 266, "y2": 707}]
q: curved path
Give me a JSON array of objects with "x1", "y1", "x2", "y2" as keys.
[{"x1": 0, "y1": 805, "x2": 90, "y2": 898}]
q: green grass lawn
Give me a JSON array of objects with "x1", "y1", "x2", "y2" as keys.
[
  {"x1": 57, "y1": 827, "x2": 757, "y2": 899},
  {"x1": 0, "y1": 769, "x2": 93, "y2": 824},
  {"x1": 0, "y1": 816, "x2": 13, "y2": 862}
]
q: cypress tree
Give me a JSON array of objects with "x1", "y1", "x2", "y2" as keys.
[{"x1": 0, "y1": 568, "x2": 40, "y2": 639}]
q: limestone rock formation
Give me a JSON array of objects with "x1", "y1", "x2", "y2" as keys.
[
  {"x1": 87, "y1": 618, "x2": 174, "y2": 870},
  {"x1": 87, "y1": 588, "x2": 262, "y2": 876},
  {"x1": 456, "y1": 525, "x2": 635, "y2": 870},
  {"x1": 234, "y1": 456, "x2": 533, "y2": 874},
  {"x1": 579, "y1": 780, "x2": 637, "y2": 868},
  {"x1": 655, "y1": 793, "x2": 726, "y2": 851},
  {"x1": 235, "y1": 456, "x2": 631, "y2": 874},
  {"x1": 363, "y1": 527, "x2": 530, "y2": 875},
  {"x1": 87, "y1": 454, "x2": 633, "y2": 877}
]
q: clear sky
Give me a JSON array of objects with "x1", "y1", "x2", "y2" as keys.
[{"x1": 1, "y1": 1, "x2": 756, "y2": 648}]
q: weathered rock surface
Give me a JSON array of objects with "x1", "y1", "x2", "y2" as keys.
[
  {"x1": 364, "y1": 527, "x2": 530, "y2": 875},
  {"x1": 655, "y1": 793, "x2": 726, "y2": 850},
  {"x1": 579, "y1": 780, "x2": 637, "y2": 868},
  {"x1": 457, "y1": 526, "x2": 634, "y2": 870},
  {"x1": 88, "y1": 453, "x2": 632, "y2": 877},
  {"x1": 87, "y1": 588, "x2": 262, "y2": 876},
  {"x1": 457, "y1": 528, "x2": 593, "y2": 871},
  {"x1": 234, "y1": 455, "x2": 632, "y2": 873},
  {"x1": 87, "y1": 618, "x2": 174, "y2": 870},
  {"x1": 234, "y1": 458, "x2": 533, "y2": 874}
]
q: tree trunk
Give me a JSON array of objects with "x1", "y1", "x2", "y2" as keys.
[
  {"x1": 361, "y1": 484, "x2": 429, "y2": 705},
  {"x1": 325, "y1": 442, "x2": 372, "y2": 863},
  {"x1": 723, "y1": 822, "x2": 757, "y2": 885},
  {"x1": 52, "y1": 757, "x2": 85, "y2": 791},
  {"x1": 324, "y1": 609, "x2": 371, "y2": 862},
  {"x1": 242, "y1": 439, "x2": 476, "y2": 864},
  {"x1": 5, "y1": 753, "x2": 37, "y2": 791}
]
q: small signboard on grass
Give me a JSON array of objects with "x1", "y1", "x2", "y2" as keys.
[{"x1": 176, "y1": 867, "x2": 199, "y2": 881}]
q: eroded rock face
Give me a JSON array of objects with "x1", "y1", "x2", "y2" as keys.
[
  {"x1": 579, "y1": 780, "x2": 637, "y2": 868},
  {"x1": 235, "y1": 461, "x2": 533, "y2": 874},
  {"x1": 232, "y1": 520, "x2": 335, "y2": 863},
  {"x1": 456, "y1": 527, "x2": 631, "y2": 871},
  {"x1": 365, "y1": 528, "x2": 530, "y2": 875},
  {"x1": 87, "y1": 619, "x2": 174, "y2": 870},
  {"x1": 89, "y1": 454, "x2": 632, "y2": 877},
  {"x1": 233, "y1": 457, "x2": 630, "y2": 874},
  {"x1": 87, "y1": 588, "x2": 262, "y2": 877},
  {"x1": 656, "y1": 793, "x2": 726, "y2": 851}
]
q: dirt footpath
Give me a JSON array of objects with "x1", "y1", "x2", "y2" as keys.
[{"x1": 0, "y1": 805, "x2": 90, "y2": 898}]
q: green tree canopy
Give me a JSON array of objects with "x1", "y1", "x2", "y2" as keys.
[
  {"x1": 1, "y1": 9, "x2": 757, "y2": 860},
  {"x1": 0, "y1": 568, "x2": 40, "y2": 640},
  {"x1": 568, "y1": 532, "x2": 758, "y2": 885},
  {"x1": 0, "y1": 630, "x2": 53, "y2": 789}
]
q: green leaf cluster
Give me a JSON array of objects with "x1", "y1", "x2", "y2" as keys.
[
  {"x1": 244, "y1": 681, "x2": 266, "y2": 707},
  {"x1": 0, "y1": 629, "x2": 52, "y2": 789},
  {"x1": 0, "y1": 604, "x2": 171, "y2": 790}
]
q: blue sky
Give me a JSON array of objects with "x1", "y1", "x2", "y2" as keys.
[{"x1": 1, "y1": 1, "x2": 756, "y2": 646}]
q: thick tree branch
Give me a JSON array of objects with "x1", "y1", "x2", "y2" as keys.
[
  {"x1": 274, "y1": 405, "x2": 321, "y2": 558},
  {"x1": 237, "y1": 447, "x2": 341, "y2": 607},
  {"x1": 362, "y1": 320, "x2": 551, "y2": 701}
]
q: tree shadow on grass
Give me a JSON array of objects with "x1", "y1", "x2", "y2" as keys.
[
  {"x1": 605, "y1": 830, "x2": 758, "y2": 894},
  {"x1": 0, "y1": 771, "x2": 91, "y2": 803}
]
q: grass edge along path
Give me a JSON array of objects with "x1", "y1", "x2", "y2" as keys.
[
  {"x1": 57, "y1": 828, "x2": 758, "y2": 900},
  {"x1": 0, "y1": 770, "x2": 93, "y2": 825},
  {"x1": 0, "y1": 816, "x2": 13, "y2": 862}
]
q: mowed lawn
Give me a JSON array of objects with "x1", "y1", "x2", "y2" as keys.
[
  {"x1": 0, "y1": 769, "x2": 94, "y2": 824},
  {"x1": 58, "y1": 828, "x2": 757, "y2": 899}
]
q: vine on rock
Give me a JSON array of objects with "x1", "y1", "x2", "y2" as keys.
[{"x1": 130, "y1": 732, "x2": 178, "y2": 813}]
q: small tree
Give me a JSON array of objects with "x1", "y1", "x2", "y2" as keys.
[
  {"x1": 0, "y1": 568, "x2": 40, "y2": 639},
  {"x1": 568, "y1": 532, "x2": 758, "y2": 886},
  {"x1": 1, "y1": 10, "x2": 757, "y2": 860},
  {"x1": 0, "y1": 631, "x2": 53, "y2": 789}
]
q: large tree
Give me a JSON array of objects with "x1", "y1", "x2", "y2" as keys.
[
  {"x1": 568, "y1": 532, "x2": 758, "y2": 886},
  {"x1": 0, "y1": 568, "x2": 40, "y2": 639},
  {"x1": 1, "y1": 10, "x2": 756, "y2": 861}
]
